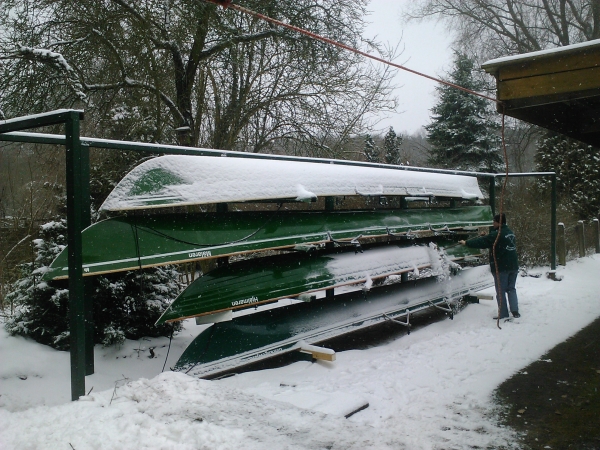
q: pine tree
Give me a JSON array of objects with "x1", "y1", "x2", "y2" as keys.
[
  {"x1": 383, "y1": 127, "x2": 403, "y2": 165},
  {"x1": 5, "y1": 219, "x2": 183, "y2": 349},
  {"x1": 536, "y1": 131, "x2": 600, "y2": 218},
  {"x1": 425, "y1": 52, "x2": 502, "y2": 172},
  {"x1": 4, "y1": 220, "x2": 71, "y2": 348},
  {"x1": 363, "y1": 134, "x2": 380, "y2": 163}
]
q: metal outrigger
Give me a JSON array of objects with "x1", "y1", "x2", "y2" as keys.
[
  {"x1": 427, "y1": 299, "x2": 455, "y2": 320},
  {"x1": 383, "y1": 311, "x2": 412, "y2": 335}
]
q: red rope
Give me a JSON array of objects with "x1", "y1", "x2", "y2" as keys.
[
  {"x1": 207, "y1": 0, "x2": 501, "y2": 105},
  {"x1": 208, "y1": 0, "x2": 512, "y2": 330},
  {"x1": 492, "y1": 105, "x2": 510, "y2": 329}
]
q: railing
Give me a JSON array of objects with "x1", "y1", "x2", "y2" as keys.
[{"x1": 556, "y1": 218, "x2": 600, "y2": 264}]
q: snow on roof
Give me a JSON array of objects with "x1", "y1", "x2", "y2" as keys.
[
  {"x1": 482, "y1": 38, "x2": 600, "y2": 69},
  {"x1": 100, "y1": 155, "x2": 483, "y2": 211}
]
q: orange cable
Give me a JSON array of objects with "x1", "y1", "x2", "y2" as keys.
[
  {"x1": 208, "y1": 0, "x2": 502, "y2": 105},
  {"x1": 493, "y1": 107, "x2": 509, "y2": 329},
  {"x1": 209, "y1": 0, "x2": 512, "y2": 330}
]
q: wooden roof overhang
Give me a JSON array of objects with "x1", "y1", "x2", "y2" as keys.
[{"x1": 482, "y1": 39, "x2": 600, "y2": 147}]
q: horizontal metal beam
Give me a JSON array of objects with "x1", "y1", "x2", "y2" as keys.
[
  {"x1": 492, "y1": 171, "x2": 556, "y2": 177},
  {"x1": 0, "y1": 131, "x2": 555, "y2": 179},
  {"x1": 0, "y1": 110, "x2": 84, "y2": 133}
]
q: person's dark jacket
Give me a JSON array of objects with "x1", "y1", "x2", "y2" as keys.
[{"x1": 465, "y1": 224, "x2": 519, "y2": 272}]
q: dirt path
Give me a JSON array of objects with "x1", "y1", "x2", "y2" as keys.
[{"x1": 495, "y1": 316, "x2": 600, "y2": 449}]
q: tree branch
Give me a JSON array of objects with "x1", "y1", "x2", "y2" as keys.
[{"x1": 6, "y1": 47, "x2": 87, "y2": 102}]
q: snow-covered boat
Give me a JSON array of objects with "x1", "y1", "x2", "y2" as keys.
[
  {"x1": 45, "y1": 152, "x2": 495, "y2": 375},
  {"x1": 99, "y1": 155, "x2": 483, "y2": 211},
  {"x1": 175, "y1": 265, "x2": 494, "y2": 379},
  {"x1": 156, "y1": 242, "x2": 483, "y2": 324}
]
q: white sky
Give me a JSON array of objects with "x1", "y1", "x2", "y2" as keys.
[{"x1": 365, "y1": 0, "x2": 455, "y2": 135}]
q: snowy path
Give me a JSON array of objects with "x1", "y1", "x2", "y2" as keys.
[{"x1": 1, "y1": 255, "x2": 599, "y2": 449}]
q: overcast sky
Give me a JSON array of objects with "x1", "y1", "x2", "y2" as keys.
[{"x1": 364, "y1": 0, "x2": 455, "y2": 136}]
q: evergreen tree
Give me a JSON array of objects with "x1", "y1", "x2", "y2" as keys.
[
  {"x1": 383, "y1": 127, "x2": 403, "y2": 165},
  {"x1": 536, "y1": 132, "x2": 600, "y2": 218},
  {"x1": 5, "y1": 219, "x2": 183, "y2": 349},
  {"x1": 363, "y1": 134, "x2": 380, "y2": 163},
  {"x1": 425, "y1": 52, "x2": 502, "y2": 172},
  {"x1": 4, "y1": 220, "x2": 71, "y2": 348}
]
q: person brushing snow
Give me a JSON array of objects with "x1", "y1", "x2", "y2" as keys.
[{"x1": 459, "y1": 213, "x2": 520, "y2": 320}]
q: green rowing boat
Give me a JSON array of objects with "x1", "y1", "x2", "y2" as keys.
[
  {"x1": 174, "y1": 265, "x2": 494, "y2": 378},
  {"x1": 156, "y1": 241, "x2": 483, "y2": 324},
  {"x1": 45, "y1": 206, "x2": 492, "y2": 281},
  {"x1": 99, "y1": 155, "x2": 484, "y2": 211}
]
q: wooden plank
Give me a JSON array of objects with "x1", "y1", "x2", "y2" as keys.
[
  {"x1": 498, "y1": 66, "x2": 600, "y2": 101},
  {"x1": 299, "y1": 343, "x2": 336, "y2": 361},
  {"x1": 496, "y1": 50, "x2": 600, "y2": 81},
  {"x1": 499, "y1": 88, "x2": 600, "y2": 110}
]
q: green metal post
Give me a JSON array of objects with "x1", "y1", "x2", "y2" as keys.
[
  {"x1": 65, "y1": 112, "x2": 86, "y2": 400},
  {"x1": 551, "y1": 174, "x2": 557, "y2": 271},
  {"x1": 325, "y1": 195, "x2": 335, "y2": 299},
  {"x1": 557, "y1": 223, "x2": 566, "y2": 266},
  {"x1": 325, "y1": 196, "x2": 335, "y2": 211},
  {"x1": 488, "y1": 177, "x2": 496, "y2": 215},
  {"x1": 80, "y1": 144, "x2": 94, "y2": 376}
]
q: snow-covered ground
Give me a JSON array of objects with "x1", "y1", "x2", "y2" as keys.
[{"x1": 1, "y1": 255, "x2": 599, "y2": 450}]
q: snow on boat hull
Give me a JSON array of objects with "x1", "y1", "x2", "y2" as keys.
[
  {"x1": 44, "y1": 207, "x2": 492, "y2": 281},
  {"x1": 156, "y1": 242, "x2": 483, "y2": 325},
  {"x1": 99, "y1": 155, "x2": 483, "y2": 211},
  {"x1": 175, "y1": 265, "x2": 494, "y2": 379}
]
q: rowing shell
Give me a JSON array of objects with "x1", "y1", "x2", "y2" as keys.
[
  {"x1": 156, "y1": 242, "x2": 483, "y2": 325},
  {"x1": 44, "y1": 206, "x2": 492, "y2": 281},
  {"x1": 174, "y1": 264, "x2": 494, "y2": 379},
  {"x1": 99, "y1": 155, "x2": 483, "y2": 211}
]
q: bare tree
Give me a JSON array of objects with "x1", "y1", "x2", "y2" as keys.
[
  {"x1": 0, "y1": 142, "x2": 64, "y2": 311},
  {"x1": 406, "y1": 0, "x2": 600, "y2": 59},
  {"x1": 0, "y1": 0, "x2": 398, "y2": 153}
]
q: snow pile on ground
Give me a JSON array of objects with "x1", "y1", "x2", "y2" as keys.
[{"x1": 1, "y1": 255, "x2": 599, "y2": 449}]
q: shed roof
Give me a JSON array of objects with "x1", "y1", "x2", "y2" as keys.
[{"x1": 482, "y1": 39, "x2": 600, "y2": 146}]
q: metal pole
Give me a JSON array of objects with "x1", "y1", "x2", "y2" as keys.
[
  {"x1": 551, "y1": 174, "x2": 557, "y2": 270},
  {"x1": 488, "y1": 176, "x2": 496, "y2": 215},
  {"x1": 593, "y1": 218, "x2": 600, "y2": 254},
  {"x1": 65, "y1": 112, "x2": 86, "y2": 400},
  {"x1": 80, "y1": 144, "x2": 94, "y2": 376},
  {"x1": 557, "y1": 223, "x2": 566, "y2": 266}
]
